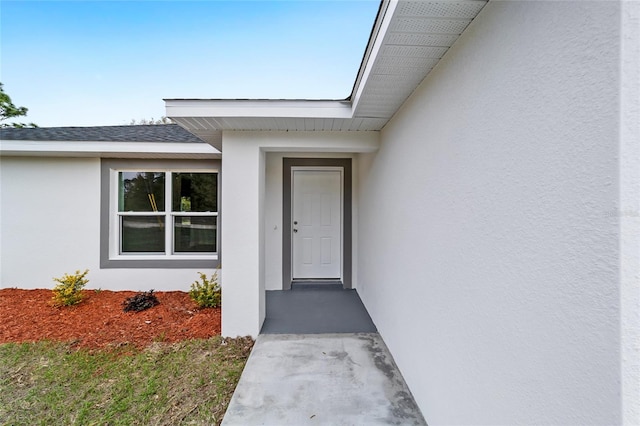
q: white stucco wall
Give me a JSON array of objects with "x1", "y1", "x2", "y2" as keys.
[
  {"x1": 220, "y1": 136, "x2": 265, "y2": 337},
  {"x1": 358, "y1": 2, "x2": 630, "y2": 425},
  {"x1": 620, "y1": 1, "x2": 640, "y2": 423},
  {"x1": 221, "y1": 131, "x2": 378, "y2": 336},
  {"x1": 0, "y1": 157, "x2": 214, "y2": 291}
]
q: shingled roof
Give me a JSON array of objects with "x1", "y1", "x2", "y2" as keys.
[{"x1": 0, "y1": 124, "x2": 205, "y2": 143}]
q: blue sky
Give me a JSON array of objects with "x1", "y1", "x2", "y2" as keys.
[{"x1": 1, "y1": 1, "x2": 379, "y2": 127}]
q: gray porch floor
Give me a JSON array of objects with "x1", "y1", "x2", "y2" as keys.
[{"x1": 260, "y1": 284, "x2": 377, "y2": 334}]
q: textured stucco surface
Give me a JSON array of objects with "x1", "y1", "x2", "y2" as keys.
[
  {"x1": 221, "y1": 131, "x2": 378, "y2": 336},
  {"x1": 358, "y1": 2, "x2": 624, "y2": 424},
  {"x1": 0, "y1": 157, "x2": 213, "y2": 291},
  {"x1": 620, "y1": 2, "x2": 640, "y2": 423},
  {"x1": 220, "y1": 135, "x2": 265, "y2": 337}
]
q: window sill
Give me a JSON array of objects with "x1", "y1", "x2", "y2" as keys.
[
  {"x1": 112, "y1": 254, "x2": 217, "y2": 261},
  {"x1": 101, "y1": 255, "x2": 219, "y2": 269}
]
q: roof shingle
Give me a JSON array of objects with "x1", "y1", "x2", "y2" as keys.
[{"x1": 0, "y1": 124, "x2": 204, "y2": 143}]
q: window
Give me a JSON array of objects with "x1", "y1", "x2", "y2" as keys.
[
  {"x1": 118, "y1": 171, "x2": 217, "y2": 254},
  {"x1": 101, "y1": 160, "x2": 220, "y2": 268}
]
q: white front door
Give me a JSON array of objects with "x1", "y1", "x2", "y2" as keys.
[{"x1": 292, "y1": 169, "x2": 342, "y2": 279}]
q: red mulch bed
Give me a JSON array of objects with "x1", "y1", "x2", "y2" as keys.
[{"x1": 0, "y1": 289, "x2": 221, "y2": 350}]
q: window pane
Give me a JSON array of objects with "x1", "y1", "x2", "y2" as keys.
[
  {"x1": 119, "y1": 172, "x2": 165, "y2": 212},
  {"x1": 121, "y1": 216, "x2": 165, "y2": 253},
  {"x1": 172, "y1": 173, "x2": 217, "y2": 212},
  {"x1": 174, "y1": 216, "x2": 216, "y2": 253}
]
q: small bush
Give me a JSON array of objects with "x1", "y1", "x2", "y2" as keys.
[
  {"x1": 189, "y1": 271, "x2": 221, "y2": 308},
  {"x1": 52, "y1": 269, "x2": 89, "y2": 306},
  {"x1": 123, "y1": 290, "x2": 159, "y2": 312}
]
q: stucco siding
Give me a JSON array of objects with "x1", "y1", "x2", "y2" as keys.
[
  {"x1": 0, "y1": 156, "x2": 214, "y2": 291},
  {"x1": 221, "y1": 131, "x2": 378, "y2": 336},
  {"x1": 620, "y1": 2, "x2": 640, "y2": 423},
  {"x1": 358, "y1": 2, "x2": 624, "y2": 424},
  {"x1": 220, "y1": 136, "x2": 265, "y2": 337}
]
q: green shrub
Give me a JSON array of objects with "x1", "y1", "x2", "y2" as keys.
[
  {"x1": 52, "y1": 269, "x2": 89, "y2": 306},
  {"x1": 189, "y1": 271, "x2": 221, "y2": 308}
]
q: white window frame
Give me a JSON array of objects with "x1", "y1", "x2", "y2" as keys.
[{"x1": 100, "y1": 159, "x2": 220, "y2": 269}]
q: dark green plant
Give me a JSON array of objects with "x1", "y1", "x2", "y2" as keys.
[
  {"x1": 0, "y1": 82, "x2": 37, "y2": 128},
  {"x1": 52, "y1": 269, "x2": 89, "y2": 306},
  {"x1": 189, "y1": 271, "x2": 221, "y2": 308},
  {"x1": 123, "y1": 290, "x2": 159, "y2": 312}
]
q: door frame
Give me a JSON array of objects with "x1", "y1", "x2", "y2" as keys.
[{"x1": 283, "y1": 158, "x2": 352, "y2": 290}]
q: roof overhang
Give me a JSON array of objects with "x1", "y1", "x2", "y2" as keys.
[
  {"x1": 0, "y1": 140, "x2": 220, "y2": 159},
  {"x1": 165, "y1": 99, "x2": 353, "y2": 119},
  {"x1": 165, "y1": 0, "x2": 488, "y2": 150}
]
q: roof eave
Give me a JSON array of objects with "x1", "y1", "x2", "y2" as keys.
[
  {"x1": 164, "y1": 99, "x2": 353, "y2": 120},
  {"x1": 348, "y1": 0, "x2": 395, "y2": 111},
  {"x1": 164, "y1": 0, "x2": 489, "y2": 139},
  {"x1": 0, "y1": 140, "x2": 220, "y2": 158}
]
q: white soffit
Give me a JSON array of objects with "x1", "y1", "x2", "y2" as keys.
[
  {"x1": 353, "y1": 0, "x2": 487, "y2": 118},
  {"x1": 165, "y1": 0, "x2": 487, "y2": 144}
]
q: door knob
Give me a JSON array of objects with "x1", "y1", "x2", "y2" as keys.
[
  {"x1": 293, "y1": 221, "x2": 298, "y2": 225},
  {"x1": 293, "y1": 229, "x2": 298, "y2": 233}
]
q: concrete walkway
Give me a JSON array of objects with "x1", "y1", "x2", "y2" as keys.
[{"x1": 222, "y1": 333, "x2": 426, "y2": 425}]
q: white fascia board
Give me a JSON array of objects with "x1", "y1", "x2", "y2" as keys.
[
  {"x1": 351, "y1": 0, "x2": 398, "y2": 115},
  {"x1": 0, "y1": 140, "x2": 220, "y2": 157},
  {"x1": 165, "y1": 99, "x2": 354, "y2": 119},
  {"x1": 163, "y1": 4, "x2": 395, "y2": 124},
  {"x1": 163, "y1": 2, "x2": 395, "y2": 124}
]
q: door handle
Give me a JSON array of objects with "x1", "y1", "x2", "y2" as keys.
[
  {"x1": 293, "y1": 221, "x2": 298, "y2": 225},
  {"x1": 293, "y1": 229, "x2": 298, "y2": 233}
]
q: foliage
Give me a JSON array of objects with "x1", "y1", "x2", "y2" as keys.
[
  {"x1": 123, "y1": 290, "x2": 160, "y2": 312},
  {"x1": 120, "y1": 171, "x2": 165, "y2": 212},
  {"x1": 0, "y1": 337, "x2": 254, "y2": 425},
  {"x1": 189, "y1": 271, "x2": 221, "y2": 308},
  {"x1": 128, "y1": 116, "x2": 172, "y2": 125},
  {"x1": 51, "y1": 269, "x2": 89, "y2": 307},
  {"x1": 172, "y1": 172, "x2": 217, "y2": 212},
  {"x1": 0, "y1": 82, "x2": 37, "y2": 128},
  {"x1": 120, "y1": 172, "x2": 217, "y2": 213}
]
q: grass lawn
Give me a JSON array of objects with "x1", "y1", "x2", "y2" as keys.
[{"x1": 0, "y1": 336, "x2": 253, "y2": 425}]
